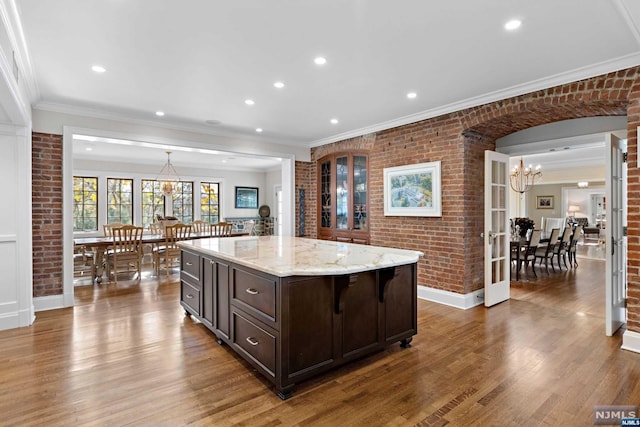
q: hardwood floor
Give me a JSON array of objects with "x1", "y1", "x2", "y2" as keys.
[{"x1": 3, "y1": 255, "x2": 640, "y2": 426}]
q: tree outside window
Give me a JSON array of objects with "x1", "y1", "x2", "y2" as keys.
[
  {"x1": 200, "y1": 182, "x2": 220, "y2": 224},
  {"x1": 142, "y1": 180, "x2": 165, "y2": 228},
  {"x1": 107, "y1": 178, "x2": 133, "y2": 224},
  {"x1": 73, "y1": 176, "x2": 98, "y2": 231},
  {"x1": 172, "y1": 181, "x2": 193, "y2": 224}
]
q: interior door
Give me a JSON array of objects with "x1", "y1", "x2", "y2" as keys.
[
  {"x1": 484, "y1": 150, "x2": 510, "y2": 307},
  {"x1": 605, "y1": 133, "x2": 626, "y2": 336}
]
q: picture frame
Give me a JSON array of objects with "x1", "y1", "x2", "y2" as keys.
[
  {"x1": 536, "y1": 195, "x2": 554, "y2": 209},
  {"x1": 235, "y1": 186, "x2": 259, "y2": 209},
  {"x1": 383, "y1": 161, "x2": 442, "y2": 217}
]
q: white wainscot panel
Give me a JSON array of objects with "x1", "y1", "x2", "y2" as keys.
[{"x1": 0, "y1": 238, "x2": 19, "y2": 329}]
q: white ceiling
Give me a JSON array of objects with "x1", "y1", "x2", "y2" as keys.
[{"x1": 12, "y1": 0, "x2": 640, "y2": 169}]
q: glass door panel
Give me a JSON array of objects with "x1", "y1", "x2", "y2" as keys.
[
  {"x1": 336, "y1": 157, "x2": 348, "y2": 230},
  {"x1": 352, "y1": 155, "x2": 367, "y2": 231},
  {"x1": 321, "y1": 160, "x2": 332, "y2": 228}
]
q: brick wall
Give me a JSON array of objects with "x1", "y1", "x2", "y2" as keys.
[
  {"x1": 294, "y1": 160, "x2": 313, "y2": 236},
  {"x1": 32, "y1": 132, "x2": 63, "y2": 297}
]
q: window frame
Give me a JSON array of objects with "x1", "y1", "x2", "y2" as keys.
[
  {"x1": 141, "y1": 179, "x2": 166, "y2": 228},
  {"x1": 200, "y1": 181, "x2": 221, "y2": 224},
  {"x1": 73, "y1": 176, "x2": 99, "y2": 232},
  {"x1": 106, "y1": 177, "x2": 134, "y2": 225},
  {"x1": 172, "y1": 181, "x2": 194, "y2": 224}
]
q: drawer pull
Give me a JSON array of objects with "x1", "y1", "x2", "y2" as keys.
[
  {"x1": 186, "y1": 262, "x2": 193, "y2": 266},
  {"x1": 246, "y1": 337, "x2": 259, "y2": 346},
  {"x1": 186, "y1": 294, "x2": 194, "y2": 299},
  {"x1": 245, "y1": 288, "x2": 259, "y2": 295}
]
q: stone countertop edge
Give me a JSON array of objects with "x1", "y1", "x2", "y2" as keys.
[{"x1": 177, "y1": 236, "x2": 423, "y2": 278}]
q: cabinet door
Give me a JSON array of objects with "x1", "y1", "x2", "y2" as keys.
[
  {"x1": 319, "y1": 158, "x2": 332, "y2": 236},
  {"x1": 335, "y1": 156, "x2": 349, "y2": 232},
  {"x1": 215, "y1": 260, "x2": 231, "y2": 340},
  {"x1": 383, "y1": 264, "x2": 417, "y2": 344},
  {"x1": 202, "y1": 256, "x2": 231, "y2": 339},
  {"x1": 340, "y1": 271, "x2": 380, "y2": 359},
  {"x1": 201, "y1": 258, "x2": 214, "y2": 329},
  {"x1": 352, "y1": 155, "x2": 367, "y2": 233}
]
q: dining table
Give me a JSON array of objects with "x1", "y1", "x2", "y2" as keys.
[{"x1": 74, "y1": 230, "x2": 247, "y2": 283}]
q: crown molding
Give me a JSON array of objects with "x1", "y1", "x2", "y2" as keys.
[
  {"x1": 0, "y1": 0, "x2": 39, "y2": 104},
  {"x1": 615, "y1": 0, "x2": 640, "y2": 46},
  {"x1": 308, "y1": 52, "x2": 640, "y2": 148}
]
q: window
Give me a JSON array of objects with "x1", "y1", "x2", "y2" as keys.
[
  {"x1": 106, "y1": 178, "x2": 133, "y2": 224},
  {"x1": 142, "y1": 180, "x2": 165, "y2": 228},
  {"x1": 73, "y1": 176, "x2": 98, "y2": 231},
  {"x1": 172, "y1": 181, "x2": 194, "y2": 224},
  {"x1": 200, "y1": 182, "x2": 220, "y2": 224}
]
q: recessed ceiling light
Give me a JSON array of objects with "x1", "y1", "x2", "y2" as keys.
[
  {"x1": 273, "y1": 81, "x2": 285, "y2": 89},
  {"x1": 314, "y1": 57, "x2": 327, "y2": 65},
  {"x1": 407, "y1": 92, "x2": 417, "y2": 99},
  {"x1": 256, "y1": 128, "x2": 263, "y2": 133},
  {"x1": 222, "y1": 159, "x2": 228, "y2": 163},
  {"x1": 245, "y1": 99, "x2": 255, "y2": 106},
  {"x1": 155, "y1": 111, "x2": 165, "y2": 117},
  {"x1": 505, "y1": 19, "x2": 521, "y2": 30},
  {"x1": 330, "y1": 118, "x2": 339, "y2": 124},
  {"x1": 85, "y1": 147, "x2": 93, "y2": 152},
  {"x1": 91, "y1": 65, "x2": 106, "y2": 73}
]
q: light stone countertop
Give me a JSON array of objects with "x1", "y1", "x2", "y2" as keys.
[{"x1": 178, "y1": 236, "x2": 423, "y2": 277}]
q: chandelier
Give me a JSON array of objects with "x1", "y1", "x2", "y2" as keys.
[
  {"x1": 156, "y1": 151, "x2": 181, "y2": 196},
  {"x1": 509, "y1": 158, "x2": 542, "y2": 193}
]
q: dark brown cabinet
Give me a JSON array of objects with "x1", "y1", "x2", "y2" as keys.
[
  {"x1": 181, "y1": 248, "x2": 417, "y2": 399},
  {"x1": 318, "y1": 152, "x2": 369, "y2": 244}
]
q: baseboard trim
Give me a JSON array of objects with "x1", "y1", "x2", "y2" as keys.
[
  {"x1": 417, "y1": 286, "x2": 484, "y2": 310},
  {"x1": 622, "y1": 330, "x2": 640, "y2": 354},
  {"x1": 33, "y1": 294, "x2": 65, "y2": 312},
  {"x1": 0, "y1": 306, "x2": 35, "y2": 330}
]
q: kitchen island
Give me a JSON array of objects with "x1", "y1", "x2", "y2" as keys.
[{"x1": 178, "y1": 236, "x2": 422, "y2": 399}]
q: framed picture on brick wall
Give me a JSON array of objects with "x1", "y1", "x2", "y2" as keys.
[{"x1": 383, "y1": 161, "x2": 442, "y2": 217}]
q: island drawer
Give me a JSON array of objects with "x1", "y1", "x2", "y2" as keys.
[
  {"x1": 181, "y1": 281, "x2": 200, "y2": 315},
  {"x1": 232, "y1": 311, "x2": 276, "y2": 376},
  {"x1": 232, "y1": 268, "x2": 276, "y2": 321},
  {"x1": 181, "y1": 250, "x2": 200, "y2": 281}
]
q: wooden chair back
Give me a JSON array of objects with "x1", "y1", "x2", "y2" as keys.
[
  {"x1": 112, "y1": 225, "x2": 144, "y2": 255},
  {"x1": 103, "y1": 222, "x2": 124, "y2": 237},
  {"x1": 190, "y1": 220, "x2": 211, "y2": 234},
  {"x1": 212, "y1": 222, "x2": 232, "y2": 237}
]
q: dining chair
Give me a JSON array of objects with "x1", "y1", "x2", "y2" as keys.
[
  {"x1": 107, "y1": 225, "x2": 144, "y2": 283},
  {"x1": 211, "y1": 221, "x2": 233, "y2": 237},
  {"x1": 553, "y1": 226, "x2": 573, "y2": 270},
  {"x1": 534, "y1": 227, "x2": 560, "y2": 273},
  {"x1": 149, "y1": 222, "x2": 163, "y2": 235},
  {"x1": 154, "y1": 223, "x2": 192, "y2": 276},
  {"x1": 243, "y1": 220, "x2": 255, "y2": 236},
  {"x1": 190, "y1": 219, "x2": 211, "y2": 234},
  {"x1": 521, "y1": 229, "x2": 542, "y2": 277},
  {"x1": 568, "y1": 224, "x2": 583, "y2": 268},
  {"x1": 103, "y1": 222, "x2": 124, "y2": 237},
  {"x1": 73, "y1": 244, "x2": 96, "y2": 279}
]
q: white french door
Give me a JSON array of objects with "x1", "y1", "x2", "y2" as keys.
[
  {"x1": 605, "y1": 133, "x2": 626, "y2": 336},
  {"x1": 484, "y1": 150, "x2": 511, "y2": 307}
]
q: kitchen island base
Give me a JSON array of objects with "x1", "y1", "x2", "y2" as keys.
[{"x1": 179, "y1": 239, "x2": 419, "y2": 399}]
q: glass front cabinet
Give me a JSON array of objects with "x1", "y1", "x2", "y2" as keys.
[{"x1": 317, "y1": 152, "x2": 369, "y2": 244}]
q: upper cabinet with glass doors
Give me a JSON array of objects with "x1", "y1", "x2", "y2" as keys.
[{"x1": 317, "y1": 152, "x2": 369, "y2": 244}]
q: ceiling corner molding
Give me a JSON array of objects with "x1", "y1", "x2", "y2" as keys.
[
  {"x1": 0, "y1": 0, "x2": 40, "y2": 104},
  {"x1": 308, "y1": 52, "x2": 640, "y2": 148},
  {"x1": 615, "y1": 0, "x2": 640, "y2": 46}
]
